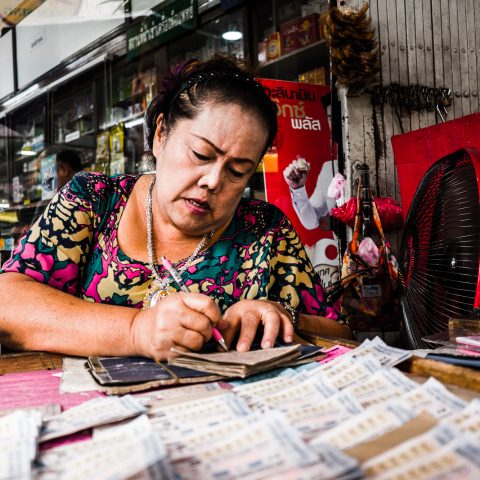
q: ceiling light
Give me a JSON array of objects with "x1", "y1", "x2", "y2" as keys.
[{"x1": 222, "y1": 23, "x2": 243, "y2": 41}]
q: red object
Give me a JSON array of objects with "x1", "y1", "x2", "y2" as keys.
[
  {"x1": 280, "y1": 18, "x2": 301, "y2": 53},
  {"x1": 331, "y1": 196, "x2": 404, "y2": 232},
  {"x1": 392, "y1": 112, "x2": 480, "y2": 218},
  {"x1": 258, "y1": 79, "x2": 335, "y2": 250}
]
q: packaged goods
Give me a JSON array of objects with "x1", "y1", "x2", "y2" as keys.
[
  {"x1": 280, "y1": 18, "x2": 301, "y2": 54},
  {"x1": 266, "y1": 32, "x2": 281, "y2": 61},
  {"x1": 298, "y1": 13, "x2": 320, "y2": 47}
]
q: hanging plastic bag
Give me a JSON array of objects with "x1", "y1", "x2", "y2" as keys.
[{"x1": 331, "y1": 196, "x2": 404, "y2": 232}]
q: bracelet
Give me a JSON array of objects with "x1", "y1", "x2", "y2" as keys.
[{"x1": 277, "y1": 301, "x2": 300, "y2": 329}]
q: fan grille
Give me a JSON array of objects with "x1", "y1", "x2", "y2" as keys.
[{"x1": 400, "y1": 149, "x2": 480, "y2": 348}]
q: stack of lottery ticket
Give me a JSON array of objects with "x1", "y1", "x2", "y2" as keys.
[
  {"x1": 36, "y1": 415, "x2": 175, "y2": 480},
  {"x1": 310, "y1": 400, "x2": 416, "y2": 451},
  {"x1": 147, "y1": 391, "x2": 252, "y2": 442},
  {"x1": 398, "y1": 377, "x2": 467, "y2": 419},
  {"x1": 0, "y1": 409, "x2": 42, "y2": 480},
  {"x1": 172, "y1": 411, "x2": 359, "y2": 480},
  {"x1": 39, "y1": 395, "x2": 146, "y2": 442},
  {"x1": 371, "y1": 434, "x2": 480, "y2": 480}
]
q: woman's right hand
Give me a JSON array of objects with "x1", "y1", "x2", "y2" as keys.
[{"x1": 130, "y1": 292, "x2": 222, "y2": 361}]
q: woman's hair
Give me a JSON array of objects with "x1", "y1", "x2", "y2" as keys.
[{"x1": 144, "y1": 55, "x2": 278, "y2": 158}]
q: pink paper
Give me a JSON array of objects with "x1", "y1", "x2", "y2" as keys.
[
  {"x1": 318, "y1": 345, "x2": 352, "y2": 364},
  {"x1": 0, "y1": 368, "x2": 104, "y2": 411}
]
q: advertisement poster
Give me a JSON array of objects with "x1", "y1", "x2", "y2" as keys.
[
  {"x1": 41, "y1": 153, "x2": 57, "y2": 201},
  {"x1": 259, "y1": 79, "x2": 339, "y2": 288}
]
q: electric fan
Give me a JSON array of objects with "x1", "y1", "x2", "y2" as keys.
[{"x1": 399, "y1": 148, "x2": 480, "y2": 349}]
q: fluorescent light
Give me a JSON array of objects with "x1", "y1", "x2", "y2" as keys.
[
  {"x1": 222, "y1": 30, "x2": 243, "y2": 41},
  {"x1": 19, "y1": 150, "x2": 37, "y2": 156},
  {"x1": 125, "y1": 117, "x2": 144, "y2": 128},
  {"x1": 2, "y1": 84, "x2": 40, "y2": 109}
]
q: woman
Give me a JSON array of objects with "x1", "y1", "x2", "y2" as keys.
[{"x1": 0, "y1": 56, "x2": 350, "y2": 361}]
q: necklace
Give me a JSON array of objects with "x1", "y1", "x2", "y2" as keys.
[{"x1": 143, "y1": 175, "x2": 215, "y2": 308}]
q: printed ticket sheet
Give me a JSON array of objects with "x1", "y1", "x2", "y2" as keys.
[
  {"x1": 49, "y1": 430, "x2": 174, "y2": 480},
  {"x1": 40, "y1": 396, "x2": 147, "y2": 442},
  {"x1": 173, "y1": 411, "x2": 318, "y2": 479},
  {"x1": 373, "y1": 434, "x2": 480, "y2": 480},
  {"x1": 0, "y1": 410, "x2": 42, "y2": 480},
  {"x1": 310, "y1": 400, "x2": 416, "y2": 451},
  {"x1": 148, "y1": 392, "x2": 252, "y2": 442},
  {"x1": 258, "y1": 374, "x2": 338, "y2": 410},
  {"x1": 232, "y1": 374, "x2": 300, "y2": 406},
  {"x1": 442, "y1": 398, "x2": 480, "y2": 435},
  {"x1": 344, "y1": 368, "x2": 418, "y2": 408},
  {"x1": 362, "y1": 423, "x2": 460, "y2": 477},
  {"x1": 281, "y1": 391, "x2": 364, "y2": 439},
  {"x1": 166, "y1": 413, "x2": 261, "y2": 462},
  {"x1": 399, "y1": 377, "x2": 467, "y2": 419}
]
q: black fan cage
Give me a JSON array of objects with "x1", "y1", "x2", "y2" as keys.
[{"x1": 400, "y1": 149, "x2": 480, "y2": 349}]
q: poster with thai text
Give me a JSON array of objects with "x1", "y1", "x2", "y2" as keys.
[{"x1": 259, "y1": 78, "x2": 339, "y2": 289}]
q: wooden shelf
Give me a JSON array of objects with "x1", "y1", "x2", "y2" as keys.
[{"x1": 257, "y1": 40, "x2": 329, "y2": 80}]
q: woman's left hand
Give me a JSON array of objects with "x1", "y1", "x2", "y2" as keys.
[{"x1": 222, "y1": 299, "x2": 295, "y2": 352}]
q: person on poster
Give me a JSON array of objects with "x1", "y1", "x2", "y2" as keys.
[{"x1": 283, "y1": 157, "x2": 339, "y2": 230}]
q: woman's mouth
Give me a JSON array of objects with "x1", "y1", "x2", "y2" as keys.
[{"x1": 185, "y1": 198, "x2": 211, "y2": 214}]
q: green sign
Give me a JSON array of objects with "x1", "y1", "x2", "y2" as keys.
[{"x1": 127, "y1": 0, "x2": 197, "y2": 59}]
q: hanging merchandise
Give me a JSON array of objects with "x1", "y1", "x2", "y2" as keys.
[
  {"x1": 324, "y1": 3, "x2": 381, "y2": 91},
  {"x1": 337, "y1": 169, "x2": 403, "y2": 342},
  {"x1": 331, "y1": 195, "x2": 403, "y2": 232}
]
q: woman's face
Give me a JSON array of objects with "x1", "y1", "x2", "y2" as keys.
[{"x1": 152, "y1": 102, "x2": 268, "y2": 237}]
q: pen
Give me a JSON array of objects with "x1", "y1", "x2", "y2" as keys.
[{"x1": 161, "y1": 256, "x2": 228, "y2": 351}]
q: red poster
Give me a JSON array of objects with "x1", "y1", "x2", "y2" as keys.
[
  {"x1": 259, "y1": 79, "x2": 339, "y2": 288},
  {"x1": 392, "y1": 112, "x2": 480, "y2": 217}
]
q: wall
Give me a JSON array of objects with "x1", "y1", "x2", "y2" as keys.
[{"x1": 340, "y1": 0, "x2": 480, "y2": 222}]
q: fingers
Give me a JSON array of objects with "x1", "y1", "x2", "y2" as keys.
[
  {"x1": 223, "y1": 300, "x2": 295, "y2": 352},
  {"x1": 260, "y1": 309, "x2": 281, "y2": 349},
  {"x1": 236, "y1": 312, "x2": 260, "y2": 352},
  {"x1": 180, "y1": 292, "x2": 222, "y2": 327},
  {"x1": 137, "y1": 293, "x2": 222, "y2": 361},
  {"x1": 283, "y1": 160, "x2": 311, "y2": 189}
]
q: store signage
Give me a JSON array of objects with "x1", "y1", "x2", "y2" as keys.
[{"x1": 127, "y1": 0, "x2": 197, "y2": 59}]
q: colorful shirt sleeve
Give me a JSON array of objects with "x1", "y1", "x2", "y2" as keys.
[
  {"x1": 269, "y1": 213, "x2": 338, "y2": 319},
  {"x1": 0, "y1": 172, "x2": 96, "y2": 296}
]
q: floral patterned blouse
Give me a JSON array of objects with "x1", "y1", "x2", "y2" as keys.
[{"x1": 1, "y1": 172, "x2": 336, "y2": 318}]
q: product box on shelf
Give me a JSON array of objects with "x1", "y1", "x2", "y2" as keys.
[
  {"x1": 280, "y1": 17, "x2": 301, "y2": 54},
  {"x1": 298, "y1": 13, "x2": 320, "y2": 47},
  {"x1": 298, "y1": 66, "x2": 326, "y2": 85},
  {"x1": 266, "y1": 32, "x2": 281, "y2": 61}
]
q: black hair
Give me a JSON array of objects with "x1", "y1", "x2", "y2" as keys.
[
  {"x1": 56, "y1": 149, "x2": 82, "y2": 172},
  {"x1": 145, "y1": 55, "x2": 278, "y2": 159}
]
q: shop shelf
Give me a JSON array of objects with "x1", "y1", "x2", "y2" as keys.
[{"x1": 257, "y1": 40, "x2": 329, "y2": 80}]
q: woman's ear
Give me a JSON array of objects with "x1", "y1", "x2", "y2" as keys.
[{"x1": 152, "y1": 114, "x2": 165, "y2": 159}]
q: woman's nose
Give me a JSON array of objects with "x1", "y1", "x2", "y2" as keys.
[{"x1": 198, "y1": 165, "x2": 223, "y2": 192}]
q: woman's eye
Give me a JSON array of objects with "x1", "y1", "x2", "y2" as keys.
[
  {"x1": 229, "y1": 168, "x2": 245, "y2": 178},
  {"x1": 193, "y1": 150, "x2": 210, "y2": 161}
]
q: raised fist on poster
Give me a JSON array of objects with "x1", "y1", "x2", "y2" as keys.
[
  {"x1": 283, "y1": 157, "x2": 311, "y2": 190},
  {"x1": 285, "y1": 158, "x2": 339, "y2": 230}
]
